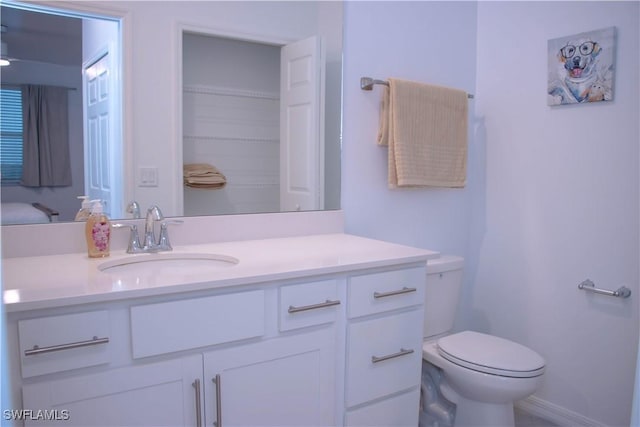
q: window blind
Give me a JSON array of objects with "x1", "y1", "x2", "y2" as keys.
[{"x1": 0, "y1": 88, "x2": 23, "y2": 184}]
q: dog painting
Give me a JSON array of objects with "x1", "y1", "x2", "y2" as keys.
[{"x1": 547, "y1": 27, "x2": 616, "y2": 106}]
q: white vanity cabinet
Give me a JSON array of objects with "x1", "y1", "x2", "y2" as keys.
[
  {"x1": 12, "y1": 278, "x2": 344, "y2": 427},
  {"x1": 197, "y1": 279, "x2": 341, "y2": 426},
  {"x1": 22, "y1": 355, "x2": 203, "y2": 427},
  {"x1": 21, "y1": 330, "x2": 336, "y2": 427},
  {"x1": 203, "y1": 328, "x2": 336, "y2": 426},
  {"x1": 344, "y1": 266, "x2": 426, "y2": 427},
  {"x1": 5, "y1": 233, "x2": 432, "y2": 427}
]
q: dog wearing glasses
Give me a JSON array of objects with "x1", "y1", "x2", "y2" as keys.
[{"x1": 548, "y1": 37, "x2": 610, "y2": 104}]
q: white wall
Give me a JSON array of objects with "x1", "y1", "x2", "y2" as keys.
[
  {"x1": 342, "y1": 0, "x2": 479, "y2": 255},
  {"x1": 633, "y1": 340, "x2": 639, "y2": 426},
  {"x1": 473, "y1": 2, "x2": 639, "y2": 426},
  {"x1": 82, "y1": 13, "x2": 118, "y2": 61}
]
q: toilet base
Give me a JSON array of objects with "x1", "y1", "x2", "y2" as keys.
[{"x1": 451, "y1": 394, "x2": 515, "y2": 427}]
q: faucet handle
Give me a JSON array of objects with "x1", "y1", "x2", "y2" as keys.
[
  {"x1": 158, "y1": 220, "x2": 183, "y2": 251},
  {"x1": 126, "y1": 201, "x2": 141, "y2": 219},
  {"x1": 113, "y1": 223, "x2": 143, "y2": 253}
]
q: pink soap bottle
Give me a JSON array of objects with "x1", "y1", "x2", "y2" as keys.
[{"x1": 85, "y1": 200, "x2": 111, "y2": 258}]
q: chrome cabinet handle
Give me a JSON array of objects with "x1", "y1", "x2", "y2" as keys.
[
  {"x1": 371, "y1": 348, "x2": 415, "y2": 364},
  {"x1": 24, "y1": 336, "x2": 109, "y2": 356},
  {"x1": 373, "y1": 287, "x2": 417, "y2": 299},
  {"x1": 212, "y1": 374, "x2": 222, "y2": 427},
  {"x1": 192, "y1": 379, "x2": 202, "y2": 427},
  {"x1": 288, "y1": 299, "x2": 340, "y2": 313}
]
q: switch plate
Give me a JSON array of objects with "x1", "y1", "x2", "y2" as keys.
[{"x1": 139, "y1": 167, "x2": 158, "y2": 187}]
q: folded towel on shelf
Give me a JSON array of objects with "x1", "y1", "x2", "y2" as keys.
[
  {"x1": 378, "y1": 78, "x2": 468, "y2": 188},
  {"x1": 183, "y1": 163, "x2": 227, "y2": 189}
]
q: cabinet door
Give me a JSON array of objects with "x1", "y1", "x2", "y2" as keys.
[
  {"x1": 345, "y1": 388, "x2": 420, "y2": 427},
  {"x1": 22, "y1": 355, "x2": 203, "y2": 426},
  {"x1": 346, "y1": 309, "x2": 424, "y2": 407},
  {"x1": 204, "y1": 328, "x2": 336, "y2": 427}
]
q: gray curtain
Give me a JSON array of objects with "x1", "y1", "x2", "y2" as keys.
[{"x1": 21, "y1": 84, "x2": 72, "y2": 187}]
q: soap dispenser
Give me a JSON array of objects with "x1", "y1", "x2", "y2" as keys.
[
  {"x1": 74, "y1": 196, "x2": 92, "y2": 221},
  {"x1": 85, "y1": 200, "x2": 111, "y2": 258}
]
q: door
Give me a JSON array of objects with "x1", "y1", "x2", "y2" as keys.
[
  {"x1": 21, "y1": 355, "x2": 203, "y2": 426},
  {"x1": 203, "y1": 329, "x2": 336, "y2": 426},
  {"x1": 279, "y1": 35, "x2": 325, "y2": 212},
  {"x1": 84, "y1": 50, "x2": 121, "y2": 217}
]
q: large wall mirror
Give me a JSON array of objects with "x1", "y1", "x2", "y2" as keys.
[{"x1": 0, "y1": 1, "x2": 342, "y2": 225}]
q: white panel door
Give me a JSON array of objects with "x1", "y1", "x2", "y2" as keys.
[
  {"x1": 280, "y1": 36, "x2": 324, "y2": 212},
  {"x1": 84, "y1": 52, "x2": 119, "y2": 217},
  {"x1": 203, "y1": 328, "x2": 336, "y2": 426},
  {"x1": 22, "y1": 355, "x2": 203, "y2": 426}
]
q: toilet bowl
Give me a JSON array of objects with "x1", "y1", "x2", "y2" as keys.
[{"x1": 420, "y1": 256, "x2": 545, "y2": 427}]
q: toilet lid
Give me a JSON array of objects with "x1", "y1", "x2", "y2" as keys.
[{"x1": 437, "y1": 331, "x2": 545, "y2": 378}]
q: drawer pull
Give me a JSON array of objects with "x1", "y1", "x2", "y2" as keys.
[
  {"x1": 192, "y1": 379, "x2": 202, "y2": 427},
  {"x1": 288, "y1": 299, "x2": 341, "y2": 314},
  {"x1": 371, "y1": 348, "x2": 415, "y2": 364},
  {"x1": 373, "y1": 287, "x2": 417, "y2": 299},
  {"x1": 212, "y1": 374, "x2": 222, "y2": 427},
  {"x1": 24, "y1": 336, "x2": 109, "y2": 356}
]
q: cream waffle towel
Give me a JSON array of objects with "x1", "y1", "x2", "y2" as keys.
[
  {"x1": 183, "y1": 163, "x2": 227, "y2": 189},
  {"x1": 377, "y1": 78, "x2": 468, "y2": 188}
]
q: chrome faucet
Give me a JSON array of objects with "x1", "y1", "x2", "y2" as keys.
[
  {"x1": 143, "y1": 205, "x2": 164, "y2": 251},
  {"x1": 113, "y1": 205, "x2": 181, "y2": 254}
]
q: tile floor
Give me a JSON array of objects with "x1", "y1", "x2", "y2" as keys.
[{"x1": 514, "y1": 407, "x2": 559, "y2": 427}]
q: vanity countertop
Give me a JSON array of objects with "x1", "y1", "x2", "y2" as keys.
[{"x1": 2, "y1": 233, "x2": 438, "y2": 313}]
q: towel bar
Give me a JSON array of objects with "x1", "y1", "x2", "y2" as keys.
[
  {"x1": 360, "y1": 76, "x2": 474, "y2": 98},
  {"x1": 578, "y1": 279, "x2": 631, "y2": 299}
]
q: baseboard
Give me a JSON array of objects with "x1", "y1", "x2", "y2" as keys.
[{"x1": 516, "y1": 395, "x2": 606, "y2": 427}]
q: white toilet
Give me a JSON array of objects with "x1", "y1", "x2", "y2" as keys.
[{"x1": 420, "y1": 255, "x2": 545, "y2": 427}]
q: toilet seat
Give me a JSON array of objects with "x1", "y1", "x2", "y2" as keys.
[{"x1": 437, "y1": 331, "x2": 545, "y2": 378}]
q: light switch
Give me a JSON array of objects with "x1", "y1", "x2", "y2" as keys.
[{"x1": 139, "y1": 167, "x2": 158, "y2": 187}]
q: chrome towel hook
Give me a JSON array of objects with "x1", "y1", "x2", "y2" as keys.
[{"x1": 578, "y1": 279, "x2": 631, "y2": 299}]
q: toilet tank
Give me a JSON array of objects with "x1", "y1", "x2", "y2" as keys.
[{"x1": 424, "y1": 255, "x2": 464, "y2": 339}]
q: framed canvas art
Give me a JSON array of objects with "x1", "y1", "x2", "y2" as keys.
[{"x1": 547, "y1": 27, "x2": 616, "y2": 106}]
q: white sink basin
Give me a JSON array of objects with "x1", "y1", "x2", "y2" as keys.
[{"x1": 98, "y1": 253, "x2": 239, "y2": 275}]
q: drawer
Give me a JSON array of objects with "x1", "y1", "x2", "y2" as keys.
[
  {"x1": 18, "y1": 310, "x2": 110, "y2": 378},
  {"x1": 346, "y1": 309, "x2": 423, "y2": 407},
  {"x1": 345, "y1": 388, "x2": 420, "y2": 427},
  {"x1": 279, "y1": 279, "x2": 340, "y2": 331},
  {"x1": 130, "y1": 290, "x2": 264, "y2": 358},
  {"x1": 348, "y1": 266, "x2": 425, "y2": 318}
]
